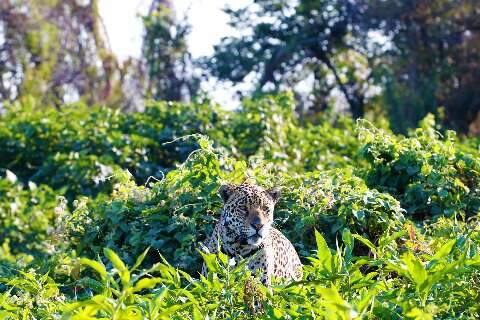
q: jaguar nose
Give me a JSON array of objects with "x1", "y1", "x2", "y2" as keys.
[
  {"x1": 250, "y1": 217, "x2": 263, "y2": 231},
  {"x1": 251, "y1": 222, "x2": 263, "y2": 231}
]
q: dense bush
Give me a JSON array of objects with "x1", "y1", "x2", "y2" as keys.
[
  {"x1": 0, "y1": 94, "x2": 479, "y2": 319},
  {"x1": 67, "y1": 140, "x2": 403, "y2": 273},
  {"x1": 1, "y1": 223, "x2": 479, "y2": 319},
  {"x1": 0, "y1": 93, "x2": 364, "y2": 201},
  {"x1": 0, "y1": 172, "x2": 60, "y2": 259},
  {"x1": 360, "y1": 115, "x2": 480, "y2": 219},
  {"x1": 0, "y1": 99, "x2": 228, "y2": 200},
  {"x1": 231, "y1": 94, "x2": 365, "y2": 172}
]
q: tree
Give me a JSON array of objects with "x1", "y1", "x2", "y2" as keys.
[
  {"x1": 206, "y1": 0, "x2": 370, "y2": 118},
  {"x1": 142, "y1": 0, "x2": 199, "y2": 101},
  {"x1": 357, "y1": 0, "x2": 480, "y2": 133},
  {"x1": 0, "y1": 0, "x2": 134, "y2": 108}
]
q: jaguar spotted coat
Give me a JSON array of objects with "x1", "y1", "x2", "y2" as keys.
[{"x1": 201, "y1": 183, "x2": 302, "y2": 285}]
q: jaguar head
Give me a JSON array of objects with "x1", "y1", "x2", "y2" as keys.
[{"x1": 219, "y1": 183, "x2": 280, "y2": 247}]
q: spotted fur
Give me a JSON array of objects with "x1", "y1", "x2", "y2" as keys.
[{"x1": 201, "y1": 183, "x2": 302, "y2": 285}]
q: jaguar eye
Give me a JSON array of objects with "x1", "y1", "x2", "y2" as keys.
[{"x1": 262, "y1": 205, "x2": 269, "y2": 212}]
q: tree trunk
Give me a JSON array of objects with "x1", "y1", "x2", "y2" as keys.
[{"x1": 317, "y1": 53, "x2": 365, "y2": 118}]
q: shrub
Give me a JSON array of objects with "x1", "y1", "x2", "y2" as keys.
[
  {"x1": 230, "y1": 93, "x2": 365, "y2": 173},
  {"x1": 359, "y1": 115, "x2": 480, "y2": 219},
  {"x1": 274, "y1": 170, "x2": 405, "y2": 255},
  {"x1": 0, "y1": 94, "x2": 365, "y2": 202},
  {"x1": 0, "y1": 100, "x2": 229, "y2": 200},
  {"x1": 1, "y1": 94, "x2": 480, "y2": 319},
  {"x1": 70, "y1": 139, "x2": 404, "y2": 273},
  {"x1": 0, "y1": 172, "x2": 61, "y2": 259},
  {"x1": 1, "y1": 228, "x2": 479, "y2": 319}
]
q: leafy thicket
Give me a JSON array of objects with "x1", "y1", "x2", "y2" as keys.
[
  {"x1": 360, "y1": 116, "x2": 480, "y2": 220},
  {"x1": 0, "y1": 99, "x2": 228, "y2": 200},
  {"x1": 0, "y1": 174, "x2": 59, "y2": 259},
  {"x1": 1, "y1": 94, "x2": 480, "y2": 319},
  {"x1": 2, "y1": 219, "x2": 479, "y2": 319},
  {"x1": 65, "y1": 144, "x2": 404, "y2": 273},
  {"x1": 210, "y1": 0, "x2": 480, "y2": 134},
  {"x1": 0, "y1": 93, "x2": 363, "y2": 201}
]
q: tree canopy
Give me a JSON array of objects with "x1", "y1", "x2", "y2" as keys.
[
  {"x1": 206, "y1": 0, "x2": 368, "y2": 118},
  {"x1": 1, "y1": 0, "x2": 480, "y2": 133},
  {"x1": 0, "y1": 0, "x2": 130, "y2": 107},
  {"x1": 208, "y1": 0, "x2": 480, "y2": 133}
]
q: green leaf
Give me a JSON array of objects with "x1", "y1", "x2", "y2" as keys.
[
  {"x1": 193, "y1": 308, "x2": 203, "y2": 320},
  {"x1": 431, "y1": 239, "x2": 456, "y2": 261},
  {"x1": 402, "y1": 252, "x2": 427, "y2": 292},
  {"x1": 131, "y1": 247, "x2": 150, "y2": 271},
  {"x1": 316, "y1": 286, "x2": 351, "y2": 313},
  {"x1": 341, "y1": 228, "x2": 354, "y2": 259},
  {"x1": 0, "y1": 311, "x2": 16, "y2": 319},
  {"x1": 151, "y1": 287, "x2": 169, "y2": 308},
  {"x1": 157, "y1": 302, "x2": 193, "y2": 318},
  {"x1": 103, "y1": 248, "x2": 130, "y2": 286},
  {"x1": 104, "y1": 248, "x2": 127, "y2": 272},
  {"x1": 133, "y1": 277, "x2": 162, "y2": 292},
  {"x1": 218, "y1": 250, "x2": 229, "y2": 266},
  {"x1": 314, "y1": 229, "x2": 332, "y2": 262},
  {"x1": 77, "y1": 277, "x2": 105, "y2": 292},
  {"x1": 352, "y1": 234, "x2": 378, "y2": 257},
  {"x1": 80, "y1": 258, "x2": 107, "y2": 279},
  {"x1": 198, "y1": 250, "x2": 220, "y2": 273},
  {"x1": 406, "y1": 307, "x2": 433, "y2": 320},
  {"x1": 467, "y1": 255, "x2": 480, "y2": 266},
  {"x1": 356, "y1": 286, "x2": 377, "y2": 314}
]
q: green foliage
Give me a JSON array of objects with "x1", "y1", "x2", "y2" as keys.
[
  {"x1": 68, "y1": 139, "x2": 401, "y2": 273},
  {"x1": 0, "y1": 269, "x2": 65, "y2": 318},
  {"x1": 1, "y1": 225, "x2": 479, "y2": 319},
  {"x1": 0, "y1": 93, "x2": 363, "y2": 201},
  {"x1": 142, "y1": 2, "x2": 199, "y2": 101},
  {"x1": 0, "y1": 100, "x2": 228, "y2": 200},
  {"x1": 276, "y1": 171, "x2": 405, "y2": 255},
  {"x1": 231, "y1": 93, "x2": 365, "y2": 172},
  {"x1": 207, "y1": 0, "x2": 367, "y2": 117},
  {"x1": 1, "y1": 94, "x2": 480, "y2": 319},
  {"x1": 0, "y1": 171, "x2": 60, "y2": 259},
  {"x1": 359, "y1": 115, "x2": 480, "y2": 219}
]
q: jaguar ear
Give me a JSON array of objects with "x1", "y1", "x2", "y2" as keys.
[
  {"x1": 267, "y1": 187, "x2": 281, "y2": 204},
  {"x1": 219, "y1": 184, "x2": 236, "y2": 203}
]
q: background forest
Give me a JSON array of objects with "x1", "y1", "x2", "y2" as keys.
[{"x1": 1, "y1": 0, "x2": 480, "y2": 319}]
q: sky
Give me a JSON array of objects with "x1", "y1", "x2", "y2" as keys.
[
  {"x1": 98, "y1": 0, "x2": 251, "y2": 105},
  {"x1": 98, "y1": 0, "x2": 250, "y2": 60}
]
